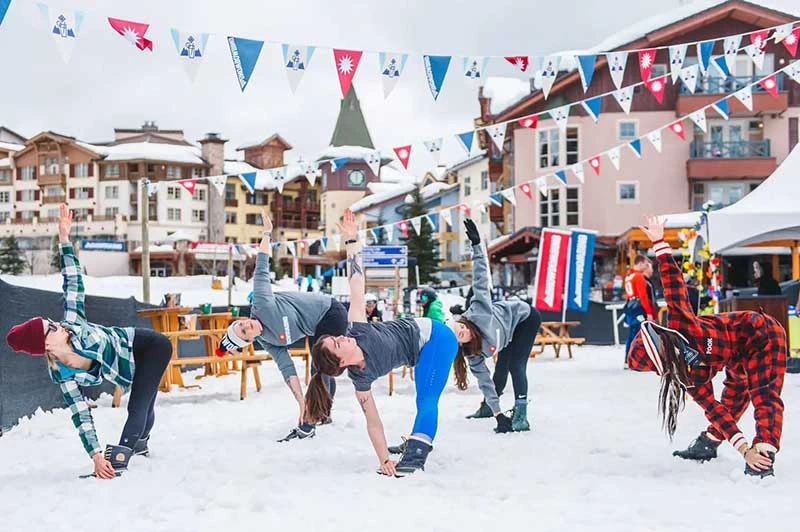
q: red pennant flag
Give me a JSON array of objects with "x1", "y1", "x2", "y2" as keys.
[
  {"x1": 669, "y1": 121, "x2": 686, "y2": 141},
  {"x1": 588, "y1": 156, "x2": 601, "y2": 176},
  {"x1": 177, "y1": 179, "x2": 197, "y2": 196},
  {"x1": 750, "y1": 29, "x2": 770, "y2": 50},
  {"x1": 638, "y1": 49, "x2": 656, "y2": 81},
  {"x1": 108, "y1": 17, "x2": 153, "y2": 52},
  {"x1": 393, "y1": 145, "x2": 412, "y2": 169},
  {"x1": 782, "y1": 27, "x2": 799, "y2": 57},
  {"x1": 459, "y1": 204, "x2": 471, "y2": 217},
  {"x1": 333, "y1": 49, "x2": 363, "y2": 97},
  {"x1": 759, "y1": 74, "x2": 779, "y2": 98},
  {"x1": 518, "y1": 183, "x2": 533, "y2": 200},
  {"x1": 398, "y1": 220, "x2": 409, "y2": 239},
  {"x1": 505, "y1": 56, "x2": 529, "y2": 72},
  {"x1": 645, "y1": 76, "x2": 666, "y2": 104},
  {"x1": 518, "y1": 115, "x2": 539, "y2": 129}
]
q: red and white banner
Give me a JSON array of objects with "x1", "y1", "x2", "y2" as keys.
[{"x1": 532, "y1": 228, "x2": 571, "y2": 312}]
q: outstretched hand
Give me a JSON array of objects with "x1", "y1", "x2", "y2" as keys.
[
  {"x1": 58, "y1": 203, "x2": 73, "y2": 244},
  {"x1": 464, "y1": 218, "x2": 480, "y2": 246},
  {"x1": 336, "y1": 208, "x2": 358, "y2": 241},
  {"x1": 639, "y1": 215, "x2": 666, "y2": 243},
  {"x1": 261, "y1": 208, "x2": 273, "y2": 234}
]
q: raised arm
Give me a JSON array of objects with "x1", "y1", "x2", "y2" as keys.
[
  {"x1": 252, "y1": 209, "x2": 275, "y2": 309},
  {"x1": 463, "y1": 218, "x2": 493, "y2": 315},
  {"x1": 58, "y1": 204, "x2": 86, "y2": 322},
  {"x1": 355, "y1": 390, "x2": 396, "y2": 476},
  {"x1": 339, "y1": 209, "x2": 366, "y2": 323}
]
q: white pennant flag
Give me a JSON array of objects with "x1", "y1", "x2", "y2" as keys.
[
  {"x1": 282, "y1": 44, "x2": 315, "y2": 93},
  {"x1": 486, "y1": 124, "x2": 507, "y2": 151},
  {"x1": 285, "y1": 241, "x2": 296, "y2": 256},
  {"x1": 500, "y1": 188, "x2": 516, "y2": 206},
  {"x1": 379, "y1": 52, "x2": 408, "y2": 98},
  {"x1": 535, "y1": 177, "x2": 548, "y2": 198},
  {"x1": 744, "y1": 43, "x2": 765, "y2": 70},
  {"x1": 423, "y1": 138, "x2": 443, "y2": 165},
  {"x1": 298, "y1": 160, "x2": 321, "y2": 186},
  {"x1": 668, "y1": 44, "x2": 688, "y2": 83},
  {"x1": 723, "y1": 35, "x2": 742, "y2": 75},
  {"x1": 680, "y1": 64, "x2": 699, "y2": 94},
  {"x1": 38, "y1": 4, "x2": 84, "y2": 64},
  {"x1": 363, "y1": 150, "x2": 382, "y2": 176},
  {"x1": 647, "y1": 129, "x2": 663, "y2": 153},
  {"x1": 606, "y1": 51, "x2": 628, "y2": 90},
  {"x1": 357, "y1": 230, "x2": 367, "y2": 246},
  {"x1": 439, "y1": 208, "x2": 453, "y2": 228},
  {"x1": 612, "y1": 86, "x2": 634, "y2": 114},
  {"x1": 540, "y1": 55, "x2": 561, "y2": 99},
  {"x1": 607, "y1": 147, "x2": 621, "y2": 170},
  {"x1": 171, "y1": 29, "x2": 210, "y2": 83},
  {"x1": 332, "y1": 234, "x2": 341, "y2": 252},
  {"x1": 569, "y1": 163, "x2": 585, "y2": 184},
  {"x1": 690, "y1": 109, "x2": 707, "y2": 132},
  {"x1": 384, "y1": 223, "x2": 394, "y2": 243},
  {"x1": 268, "y1": 166, "x2": 288, "y2": 193},
  {"x1": 208, "y1": 175, "x2": 227, "y2": 196},
  {"x1": 145, "y1": 180, "x2": 160, "y2": 197},
  {"x1": 409, "y1": 217, "x2": 422, "y2": 236},
  {"x1": 773, "y1": 23, "x2": 794, "y2": 44},
  {"x1": 733, "y1": 85, "x2": 754, "y2": 111},
  {"x1": 463, "y1": 56, "x2": 488, "y2": 84},
  {"x1": 549, "y1": 105, "x2": 570, "y2": 132},
  {"x1": 786, "y1": 62, "x2": 800, "y2": 85}
]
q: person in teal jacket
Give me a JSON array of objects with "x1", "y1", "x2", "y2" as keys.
[{"x1": 419, "y1": 287, "x2": 444, "y2": 322}]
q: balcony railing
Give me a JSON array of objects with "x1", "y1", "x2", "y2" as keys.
[
  {"x1": 225, "y1": 198, "x2": 239, "y2": 207},
  {"x1": 42, "y1": 195, "x2": 67, "y2": 204},
  {"x1": 271, "y1": 200, "x2": 320, "y2": 212},
  {"x1": 679, "y1": 73, "x2": 784, "y2": 95},
  {"x1": 690, "y1": 140, "x2": 771, "y2": 159}
]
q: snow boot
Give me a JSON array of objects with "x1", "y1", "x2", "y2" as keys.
[
  {"x1": 277, "y1": 423, "x2": 316, "y2": 443},
  {"x1": 494, "y1": 413, "x2": 513, "y2": 433},
  {"x1": 395, "y1": 437, "x2": 433, "y2": 476},
  {"x1": 132, "y1": 436, "x2": 150, "y2": 457},
  {"x1": 672, "y1": 432, "x2": 721, "y2": 462},
  {"x1": 744, "y1": 451, "x2": 775, "y2": 478},
  {"x1": 388, "y1": 436, "x2": 435, "y2": 455},
  {"x1": 511, "y1": 402, "x2": 530, "y2": 432},
  {"x1": 106, "y1": 444, "x2": 133, "y2": 475},
  {"x1": 466, "y1": 401, "x2": 493, "y2": 419}
]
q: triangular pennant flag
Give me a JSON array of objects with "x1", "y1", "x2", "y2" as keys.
[
  {"x1": 750, "y1": 29, "x2": 770, "y2": 51},
  {"x1": 689, "y1": 109, "x2": 707, "y2": 133},
  {"x1": 333, "y1": 49, "x2": 363, "y2": 97},
  {"x1": 459, "y1": 204, "x2": 471, "y2": 217},
  {"x1": 285, "y1": 240, "x2": 296, "y2": 256},
  {"x1": 357, "y1": 230, "x2": 367, "y2": 246},
  {"x1": 744, "y1": 43, "x2": 765, "y2": 70},
  {"x1": 363, "y1": 150, "x2": 382, "y2": 176},
  {"x1": 108, "y1": 17, "x2": 153, "y2": 52},
  {"x1": 647, "y1": 129, "x2": 663, "y2": 153},
  {"x1": 773, "y1": 23, "x2": 794, "y2": 44},
  {"x1": 456, "y1": 131, "x2": 474, "y2": 156},
  {"x1": 398, "y1": 220, "x2": 409, "y2": 239},
  {"x1": 472, "y1": 200, "x2": 487, "y2": 215},
  {"x1": 281, "y1": 44, "x2": 315, "y2": 93},
  {"x1": 505, "y1": 56, "x2": 529, "y2": 72},
  {"x1": 669, "y1": 121, "x2": 686, "y2": 141},
  {"x1": 612, "y1": 86, "x2": 634, "y2": 114},
  {"x1": 549, "y1": 105, "x2": 570, "y2": 132},
  {"x1": 786, "y1": 61, "x2": 800, "y2": 85},
  {"x1": 781, "y1": 27, "x2": 799, "y2": 57},
  {"x1": 145, "y1": 179, "x2": 160, "y2": 197},
  {"x1": 486, "y1": 124, "x2": 507, "y2": 151},
  {"x1": 425, "y1": 213, "x2": 438, "y2": 232},
  {"x1": 384, "y1": 224, "x2": 394, "y2": 243},
  {"x1": 227, "y1": 36, "x2": 263, "y2": 92},
  {"x1": 0, "y1": 0, "x2": 10, "y2": 27},
  {"x1": 177, "y1": 179, "x2": 197, "y2": 196},
  {"x1": 518, "y1": 115, "x2": 539, "y2": 129},
  {"x1": 393, "y1": 145, "x2": 412, "y2": 170},
  {"x1": 696, "y1": 40, "x2": 715, "y2": 75},
  {"x1": 606, "y1": 51, "x2": 628, "y2": 90},
  {"x1": 723, "y1": 35, "x2": 742, "y2": 74},
  {"x1": 733, "y1": 85, "x2": 754, "y2": 111},
  {"x1": 379, "y1": 52, "x2": 408, "y2": 98},
  {"x1": 319, "y1": 237, "x2": 328, "y2": 252},
  {"x1": 668, "y1": 44, "x2": 687, "y2": 83},
  {"x1": 759, "y1": 74, "x2": 780, "y2": 98},
  {"x1": 38, "y1": 4, "x2": 83, "y2": 64},
  {"x1": 488, "y1": 193, "x2": 503, "y2": 207},
  {"x1": 500, "y1": 188, "x2": 517, "y2": 206},
  {"x1": 607, "y1": 147, "x2": 621, "y2": 170},
  {"x1": 298, "y1": 240, "x2": 307, "y2": 253},
  {"x1": 570, "y1": 163, "x2": 585, "y2": 184},
  {"x1": 576, "y1": 54, "x2": 597, "y2": 92},
  {"x1": 645, "y1": 76, "x2": 666, "y2": 104},
  {"x1": 540, "y1": 55, "x2": 561, "y2": 99},
  {"x1": 581, "y1": 96, "x2": 602, "y2": 123},
  {"x1": 423, "y1": 138, "x2": 443, "y2": 165},
  {"x1": 423, "y1": 55, "x2": 451, "y2": 101},
  {"x1": 712, "y1": 55, "x2": 730, "y2": 78},
  {"x1": 268, "y1": 166, "x2": 288, "y2": 194},
  {"x1": 329, "y1": 157, "x2": 350, "y2": 172},
  {"x1": 518, "y1": 182, "x2": 533, "y2": 200},
  {"x1": 240, "y1": 172, "x2": 257, "y2": 194},
  {"x1": 588, "y1": 155, "x2": 601, "y2": 176},
  {"x1": 535, "y1": 177, "x2": 548, "y2": 198},
  {"x1": 463, "y1": 56, "x2": 488, "y2": 83},
  {"x1": 712, "y1": 99, "x2": 730, "y2": 120},
  {"x1": 554, "y1": 170, "x2": 567, "y2": 185},
  {"x1": 370, "y1": 227, "x2": 381, "y2": 243},
  {"x1": 628, "y1": 139, "x2": 642, "y2": 158},
  {"x1": 638, "y1": 49, "x2": 656, "y2": 81},
  {"x1": 298, "y1": 160, "x2": 322, "y2": 186},
  {"x1": 439, "y1": 209, "x2": 453, "y2": 228},
  {"x1": 332, "y1": 234, "x2": 341, "y2": 252},
  {"x1": 680, "y1": 64, "x2": 699, "y2": 93},
  {"x1": 208, "y1": 175, "x2": 227, "y2": 197},
  {"x1": 170, "y1": 30, "x2": 209, "y2": 83}
]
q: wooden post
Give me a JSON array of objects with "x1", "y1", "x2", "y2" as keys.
[
  {"x1": 227, "y1": 244, "x2": 234, "y2": 307},
  {"x1": 394, "y1": 265, "x2": 400, "y2": 317},
  {"x1": 792, "y1": 241, "x2": 800, "y2": 280},
  {"x1": 772, "y1": 254, "x2": 780, "y2": 281},
  {"x1": 141, "y1": 179, "x2": 151, "y2": 304}
]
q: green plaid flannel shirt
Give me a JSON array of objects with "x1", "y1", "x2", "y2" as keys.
[{"x1": 48, "y1": 243, "x2": 136, "y2": 456}]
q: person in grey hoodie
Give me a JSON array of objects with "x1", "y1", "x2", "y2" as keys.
[
  {"x1": 450, "y1": 219, "x2": 541, "y2": 432},
  {"x1": 218, "y1": 210, "x2": 348, "y2": 441}
]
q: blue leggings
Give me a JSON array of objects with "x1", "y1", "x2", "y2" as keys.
[{"x1": 410, "y1": 320, "x2": 458, "y2": 441}]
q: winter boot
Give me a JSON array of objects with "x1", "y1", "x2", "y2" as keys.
[
  {"x1": 132, "y1": 436, "x2": 150, "y2": 457},
  {"x1": 511, "y1": 401, "x2": 530, "y2": 432},
  {"x1": 395, "y1": 437, "x2": 433, "y2": 476},
  {"x1": 389, "y1": 436, "x2": 435, "y2": 455},
  {"x1": 466, "y1": 401, "x2": 493, "y2": 419},
  {"x1": 105, "y1": 444, "x2": 133, "y2": 475},
  {"x1": 494, "y1": 413, "x2": 513, "y2": 433},
  {"x1": 672, "y1": 432, "x2": 721, "y2": 462},
  {"x1": 277, "y1": 423, "x2": 316, "y2": 443},
  {"x1": 744, "y1": 451, "x2": 776, "y2": 478}
]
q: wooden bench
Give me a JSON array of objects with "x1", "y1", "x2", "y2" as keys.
[{"x1": 531, "y1": 321, "x2": 586, "y2": 359}]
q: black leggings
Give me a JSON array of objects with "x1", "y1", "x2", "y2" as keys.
[
  {"x1": 119, "y1": 328, "x2": 172, "y2": 448},
  {"x1": 310, "y1": 299, "x2": 349, "y2": 397},
  {"x1": 492, "y1": 306, "x2": 541, "y2": 401}
]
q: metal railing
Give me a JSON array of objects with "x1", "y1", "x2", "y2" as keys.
[
  {"x1": 679, "y1": 72, "x2": 784, "y2": 95},
  {"x1": 689, "y1": 140, "x2": 771, "y2": 159}
]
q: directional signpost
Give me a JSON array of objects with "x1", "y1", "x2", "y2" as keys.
[{"x1": 362, "y1": 246, "x2": 408, "y2": 267}]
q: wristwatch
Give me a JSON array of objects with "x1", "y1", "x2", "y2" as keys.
[
  {"x1": 345, "y1": 239, "x2": 357, "y2": 245},
  {"x1": 263, "y1": 231, "x2": 272, "y2": 237}
]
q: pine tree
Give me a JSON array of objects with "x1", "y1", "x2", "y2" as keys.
[
  {"x1": 0, "y1": 235, "x2": 29, "y2": 275},
  {"x1": 50, "y1": 235, "x2": 61, "y2": 272},
  {"x1": 401, "y1": 188, "x2": 440, "y2": 286}
]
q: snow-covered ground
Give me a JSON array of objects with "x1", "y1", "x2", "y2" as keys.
[{"x1": 2, "y1": 346, "x2": 797, "y2": 531}]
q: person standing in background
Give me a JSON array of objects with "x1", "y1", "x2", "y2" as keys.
[
  {"x1": 365, "y1": 294, "x2": 383, "y2": 322},
  {"x1": 624, "y1": 255, "x2": 657, "y2": 364},
  {"x1": 419, "y1": 287, "x2": 444, "y2": 322}
]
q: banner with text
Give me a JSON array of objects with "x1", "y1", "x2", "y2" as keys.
[
  {"x1": 533, "y1": 228, "x2": 571, "y2": 312},
  {"x1": 565, "y1": 229, "x2": 596, "y2": 312}
]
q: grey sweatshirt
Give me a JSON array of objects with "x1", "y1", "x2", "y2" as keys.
[
  {"x1": 251, "y1": 252, "x2": 332, "y2": 379},
  {"x1": 461, "y1": 243, "x2": 532, "y2": 414}
]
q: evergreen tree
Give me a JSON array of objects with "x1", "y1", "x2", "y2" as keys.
[
  {"x1": 401, "y1": 188, "x2": 440, "y2": 286},
  {"x1": 0, "y1": 235, "x2": 29, "y2": 275},
  {"x1": 376, "y1": 216, "x2": 388, "y2": 245},
  {"x1": 50, "y1": 235, "x2": 61, "y2": 271}
]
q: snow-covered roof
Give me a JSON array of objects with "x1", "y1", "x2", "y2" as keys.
[
  {"x1": 660, "y1": 212, "x2": 703, "y2": 229},
  {"x1": 379, "y1": 164, "x2": 418, "y2": 184},
  {"x1": 224, "y1": 160, "x2": 260, "y2": 175},
  {"x1": 79, "y1": 141, "x2": 207, "y2": 165},
  {"x1": 412, "y1": 181, "x2": 458, "y2": 203},
  {"x1": 483, "y1": 78, "x2": 531, "y2": 115},
  {"x1": 447, "y1": 151, "x2": 487, "y2": 173},
  {"x1": 315, "y1": 145, "x2": 394, "y2": 163},
  {"x1": 160, "y1": 230, "x2": 194, "y2": 243},
  {"x1": 351, "y1": 183, "x2": 415, "y2": 213},
  {"x1": 132, "y1": 244, "x2": 176, "y2": 253},
  {"x1": 0, "y1": 142, "x2": 24, "y2": 153},
  {"x1": 0, "y1": 158, "x2": 9, "y2": 167}
]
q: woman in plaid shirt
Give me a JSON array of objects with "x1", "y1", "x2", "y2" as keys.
[
  {"x1": 628, "y1": 216, "x2": 787, "y2": 478},
  {"x1": 5, "y1": 204, "x2": 172, "y2": 479}
]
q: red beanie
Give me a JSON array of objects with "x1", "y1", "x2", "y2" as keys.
[{"x1": 6, "y1": 317, "x2": 46, "y2": 356}]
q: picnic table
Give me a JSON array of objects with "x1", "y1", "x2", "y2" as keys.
[{"x1": 531, "y1": 321, "x2": 586, "y2": 359}]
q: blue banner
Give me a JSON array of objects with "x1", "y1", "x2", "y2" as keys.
[
  {"x1": 0, "y1": 0, "x2": 10, "y2": 27},
  {"x1": 227, "y1": 36, "x2": 263, "y2": 92},
  {"x1": 566, "y1": 229, "x2": 596, "y2": 312},
  {"x1": 423, "y1": 55, "x2": 451, "y2": 101},
  {"x1": 81, "y1": 240, "x2": 126, "y2": 252}
]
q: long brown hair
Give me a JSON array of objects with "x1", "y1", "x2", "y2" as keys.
[
  {"x1": 452, "y1": 318, "x2": 483, "y2": 391},
  {"x1": 305, "y1": 335, "x2": 346, "y2": 423},
  {"x1": 656, "y1": 329, "x2": 693, "y2": 440}
]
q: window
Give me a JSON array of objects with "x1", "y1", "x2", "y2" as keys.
[
  {"x1": 105, "y1": 207, "x2": 119, "y2": 218},
  {"x1": 250, "y1": 238, "x2": 260, "y2": 244},
  {"x1": 105, "y1": 185, "x2": 119, "y2": 199},
  {"x1": 539, "y1": 186, "x2": 580, "y2": 227},
  {"x1": 167, "y1": 208, "x2": 182, "y2": 221},
  {"x1": 44, "y1": 185, "x2": 63, "y2": 197},
  {"x1": 167, "y1": 186, "x2": 181, "y2": 200},
  {"x1": 617, "y1": 181, "x2": 639, "y2": 203},
  {"x1": 0, "y1": 211, "x2": 10, "y2": 223},
  {"x1": 225, "y1": 237, "x2": 238, "y2": 243},
  {"x1": 538, "y1": 128, "x2": 560, "y2": 168},
  {"x1": 650, "y1": 64, "x2": 667, "y2": 79},
  {"x1": 0, "y1": 191, "x2": 9, "y2": 203},
  {"x1": 692, "y1": 180, "x2": 758, "y2": 210},
  {"x1": 225, "y1": 211, "x2": 237, "y2": 224},
  {"x1": 74, "y1": 187, "x2": 92, "y2": 200},
  {"x1": 20, "y1": 190, "x2": 37, "y2": 202},
  {"x1": 192, "y1": 209, "x2": 206, "y2": 222},
  {"x1": 73, "y1": 208, "x2": 91, "y2": 220},
  {"x1": 540, "y1": 188, "x2": 560, "y2": 227},
  {"x1": 103, "y1": 164, "x2": 120, "y2": 178},
  {"x1": 192, "y1": 188, "x2": 206, "y2": 201},
  {"x1": 565, "y1": 187, "x2": 580, "y2": 226},
  {"x1": 618, "y1": 121, "x2": 637, "y2": 141},
  {"x1": 566, "y1": 127, "x2": 579, "y2": 165},
  {"x1": 166, "y1": 166, "x2": 180, "y2": 179},
  {"x1": 192, "y1": 167, "x2": 206, "y2": 179},
  {"x1": 127, "y1": 163, "x2": 140, "y2": 175},
  {"x1": 245, "y1": 213, "x2": 263, "y2": 225},
  {"x1": 225, "y1": 184, "x2": 236, "y2": 201},
  {"x1": 21, "y1": 166, "x2": 36, "y2": 181},
  {"x1": 0, "y1": 169, "x2": 11, "y2": 184},
  {"x1": 46, "y1": 208, "x2": 59, "y2": 219},
  {"x1": 464, "y1": 175, "x2": 471, "y2": 197},
  {"x1": 21, "y1": 210, "x2": 36, "y2": 221},
  {"x1": 148, "y1": 203, "x2": 157, "y2": 221},
  {"x1": 147, "y1": 164, "x2": 156, "y2": 174},
  {"x1": 44, "y1": 157, "x2": 60, "y2": 175},
  {"x1": 74, "y1": 163, "x2": 89, "y2": 177},
  {"x1": 247, "y1": 191, "x2": 268, "y2": 205},
  {"x1": 480, "y1": 171, "x2": 489, "y2": 191}
]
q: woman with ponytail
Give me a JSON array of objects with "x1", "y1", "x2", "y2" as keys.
[
  {"x1": 629, "y1": 215, "x2": 787, "y2": 479},
  {"x1": 305, "y1": 209, "x2": 458, "y2": 477},
  {"x1": 451, "y1": 219, "x2": 541, "y2": 433}
]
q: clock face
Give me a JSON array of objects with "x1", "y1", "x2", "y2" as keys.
[{"x1": 347, "y1": 169, "x2": 366, "y2": 187}]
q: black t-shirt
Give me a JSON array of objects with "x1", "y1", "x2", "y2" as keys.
[{"x1": 347, "y1": 319, "x2": 420, "y2": 391}]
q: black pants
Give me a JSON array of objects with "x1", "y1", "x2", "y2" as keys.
[
  {"x1": 119, "y1": 328, "x2": 172, "y2": 448},
  {"x1": 493, "y1": 305, "x2": 541, "y2": 401},
  {"x1": 309, "y1": 299, "x2": 349, "y2": 397}
]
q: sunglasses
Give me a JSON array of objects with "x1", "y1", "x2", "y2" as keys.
[{"x1": 44, "y1": 319, "x2": 58, "y2": 339}]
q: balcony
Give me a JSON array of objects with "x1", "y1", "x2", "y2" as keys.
[
  {"x1": 271, "y1": 200, "x2": 320, "y2": 213},
  {"x1": 225, "y1": 198, "x2": 239, "y2": 207},
  {"x1": 42, "y1": 195, "x2": 67, "y2": 204},
  {"x1": 676, "y1": 73, "x2": 787, "y2": 116},
  {"x1": 38, "y1": 174, "x2": 65, "y2": 186},
  {"x1": 687, "y1": 140, "x2": 776, "y2": 179}
]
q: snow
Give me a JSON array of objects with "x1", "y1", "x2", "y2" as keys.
[
  {"x1": 131, "y1": 244, "x2": 176, "y2": 253},
  {"x1": 351, "y1": 183, "x2": 415, "y2": 213},
  {"x1": 0, "y1": 141, "x2": 24, "y2": 153},
  {"x1": 2, "y1": 345, "x2": 798, "y2": 531},
  {"x1": 0, "y1": 158, "x2": 9, "y2": 167},
  {"x1": 407, "y1": 181, "x2": 458, "y2": 203},
  {"x1": 483, "y1": 77, "x2": 531, "y2": 115},
  {"x1": 223, "y1": 159, "x2": 259, "y2": 175},
  {"x1": 378, "y1": 163, "x2": 418, "y2": 184},
  {"x1": 78, "y1": 141, "x2": 206, "y2": 165},
  {"x1": 316, "y1": 145, "x2": 381, "y2": 161}
]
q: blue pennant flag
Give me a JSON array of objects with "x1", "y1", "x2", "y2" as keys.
[
  {"x1": 423, "y1": 55, "x2": 451, "y2": 101},
  {"x1": 240, "y1": 172, "x2": 257, "y2": 193},
  {"x1": 554, "y1": 170, "x2": 567, "y2": 185},
  {"x1": 581, "y1": 96, "x2": 602, "y2": 123},
  {"x1": 426, "y1": 213, "x2": 438, "y2": 231},
  {"x1": 629, "y1": 139, "x2": 642, "y2": 158},
  {"x1": 330, "y1": 157, "x2": 350, "y2": 171},
  {"x1": 320, "y1": 237, "x2": 328, "y2": 251},
  {"x1": 456, "y1": 130, "x2": 474, "y2": 155},
  {"x1": 576, "y1": 55, "x2": 597, "y2": 92},
  {"x1": 272, "y1": 242, "x2": 281, "y2": 249},
  {"x1": 227, "y1": 36, "x2": 264, "y2": 92},
  {"x1": 697, "y1": 40, "x2": 715, "y2": 73},
  {"x1": 0, "y1": 0, "x2": 10, "y2": 27},
  {"x1": 712, "y1": 55, "x2": 730, "y2": 78},
  {"x1": 370, "y1": 228, "x2": 381, "y2": 242},
  {"x1": 712, "y1": 98, "x2": 730, "y2": 120},
  {"x1": 489, "y1": 193, "x2": 503, "y2": 207}
]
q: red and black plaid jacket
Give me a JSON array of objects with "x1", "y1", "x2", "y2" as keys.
[{"x1": 629, "y1": 239, "x2": 784, "y2": 450}]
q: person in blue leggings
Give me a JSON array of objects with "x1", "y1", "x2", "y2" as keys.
[{"x1": 304, "y1": 209, "x2": 458, "y2": 476}]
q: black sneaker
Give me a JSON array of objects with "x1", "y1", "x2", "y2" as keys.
[
  {"x1": 277, "y1": 423, "x2": 316, "y2": 443},
  {"x1": 672, "y1": 432, "x2": 721, "y2": 462},
  {"x1": 466, "y1": 401, "x2": 493, "y2": 419},
  {"x1": 395, "y1": 438, "x2": 433, "y2": 476},
  {"x1": 744, "y1": 451, "x2": 775, "y2": 478},
  {"x1": 132, "y1": 436, "x2": 149, "y2": 457}
]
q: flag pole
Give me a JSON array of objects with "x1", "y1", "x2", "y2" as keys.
[{"x1": 141, "y1": 179, "x2": 151, "y2": 305}]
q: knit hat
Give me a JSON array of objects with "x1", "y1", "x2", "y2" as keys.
[
  {"x1": 6, "y1": 317, "x2": 47, "y2": 356},
  {"x1": 216, "y1": 322, "x2": 251, "y2": 357}
]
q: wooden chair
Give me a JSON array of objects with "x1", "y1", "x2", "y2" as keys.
[{"x1": 531, "y1": 321, "x2": 586, "y2": 359}]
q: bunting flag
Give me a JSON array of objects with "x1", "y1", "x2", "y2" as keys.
[
  {"x1": 712, "y1": 99, "x2": 730, "y2": 120},
  {"x1": 759, "y1": 74, "x2": 780, "y2": 98},
  {"x1": 423, "y1": 55, "x2": 451, "y2": 101},
  {"x1": 554, "y1": 170, "x2": 567, "y2": 185},
  {"x1": 505, "y1": 56, "x2": 529, "y2": 72},
  {"x1": 398, "y1": 220, "x2": 409, "y2": 239},
  {"x1": 680, "y1": 64, "x2": 699, "y2": 93},
  {"x1": 581, "y1": 96, "x2": 602, "y2": 123},
  {"x1": 329, "y1": 157, "x2": 349, "y2": 172},
  {"x1": 384, "y1": 224, "x2": 394, "y2": 243},
  {"x1": 570, "y1": 163, "x2": 585, "y2": 183},
  {"x1": 439, "y1": 208, "x2": 452, "y2": 228},
  {"x1": 333, "y1": 49, "x2": 362, "y2": 97},
  {"x1": 208, "y1": 175, "x2": 227, "y2": 197},
  {"x1": 240, "y1": 171, "x2": 257, "y2": 194},
  {"x1": 463, "y1": 56, "x2": 488, "y2": 83},
  {"x1": 299, "y1": 160, "x2": 322, "y2": 185},
  {"x1": 540, "y1": 55, "x2": 561, "y2": 99},
  {"x1": 612, "y1": 86, "x2": 634, "y2": 114},
  {"x1": 458, "y1": 203, "x2": 471, "y2": 217},
  {"x1": 607, "y1": 147, "x2": 621, "y2": 170},
  {"x1": 424, "y1": 138, "x2": 443, "y2": 165},
  {"x1": 425, "y1": 213, "x2": 438, "y2": 231},
  {"x1": 456, "y1": 130, "x2": 474, "y2": 156},
  {"x1": 668, "y1": 43, "x2": 687, "y2": 83},
  {"x1": 472, "y1": 200, "x2": 486, "y2": 215},
  {"x1": 576, "y1": 55, "x2": 597, "y2": 92},
  {"x1": 170, "y1": 29, "x2": 209, "y2": 82},
  {"x1": 268, "y1": 166, "x2": 288, "y2": 193},
  {"x1": 712, "y1": 55, "x2": 730, "y2": 78},
  {"x1": 751, "y1": 29, "x2": 770, "y2": 51},
  {"x1": 519, "y1": 182, "x2": 533, "y2": 200},
  {"x1": 38, "y1": 4, "x2": 83, "y2": 64},
  {"x1": 145, "y1": 179, "x2": 159, "y2": 197},
  {"x1": 370, "y1": 227, "x2": 381, "y2": 243},
  {"x1": 628, "y1": 139, "x2": 642, "y2": 158},
  {"x1": 773, "y1": 23, "x2": 794, "y2": 43},
  {"x1": 606, "y1": 51, "x2": 628, "y2": 90},
  {"x1": 393, "y1": 145, "x2": 411, "y2": 169},
  {"x1": 549, "y1": 105, "x2": 570, "y2": 132},
  {"x1": 285, "y1": 240, "x2": 296, "y2": 256},
  {"x1": 588, "y1": 155, "x2": 601, "y2": 175},
  {"x1": 357, "y1": 230, "x2": 367, "y2": 246},
  {"x1": 363, "y1": 150, "x2": 382, "y2": 176},
  {"x1": 645, "y1": 76, "x2": 666, "y2": 104},
  {"x1": 319, "y1": 237, "x2": 328, "y2": 252},
  {"x1": 332, "y1": 234, "x2": 341, "y2": 252},
  {"x1": 647, "y1": 129, "x2": 663, "y2": 153},
  {"x1": 733, "y1": 85, "x2": 754, "y2": 111},
  {"x1": 108, "y1": 17, "x2": 153, "y2": 52},
  {"x1": 689, "y1": 109, "x2": 707, "y2": 132},
  {"x1": 744, "y1": 42, "x2": 765, "y2": 69},
  {"x1": 379, "y1": 52, "x2": 408, "y2": 98},
  {"x1": 177, "y1": 179, "x2": 197, "y2": 196},
  {"x1": 486, "y1": 124, "x2": 506, "y2": 151},
  {"x1": 0, "y1": 0, "x2": 9, "y2": 27},
  {"x1": 500, "y1": 188, "x2": 517, "y2": 205},
  {"x1": 723, "y1": 35, "x2": 742, "y2": 74},
  {"x1": 669, "y1": 121, "x2": 686, "y2": 141},
  {"x1": 696, "y1": 40, "x2": 715, "y2": 74},
  {"x1": 227, "y1": 36, "x2": 263, "y2": 92},
  {"x1": 638, "y1": 49, "x2": 656, "y2": 81},
  {"x1": 282, "y1": 44, "x2": 315, "y2": 93},
  {"x1": 787, "y1": 61, "x2": 800, "y2": 84},
  {"x1": 535, "y1": 177, "x2": 548, "y2": 198},
  {"x1": 518, "y1": 115, "x2": 539, "y2": 129},
  {"x1": 781, "y1": 27, "x2": 799, "y2": 57}
]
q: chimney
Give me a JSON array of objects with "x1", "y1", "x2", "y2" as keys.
[{"x1": 199, "y1": 133, "x2": 228, "y2": 243}]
